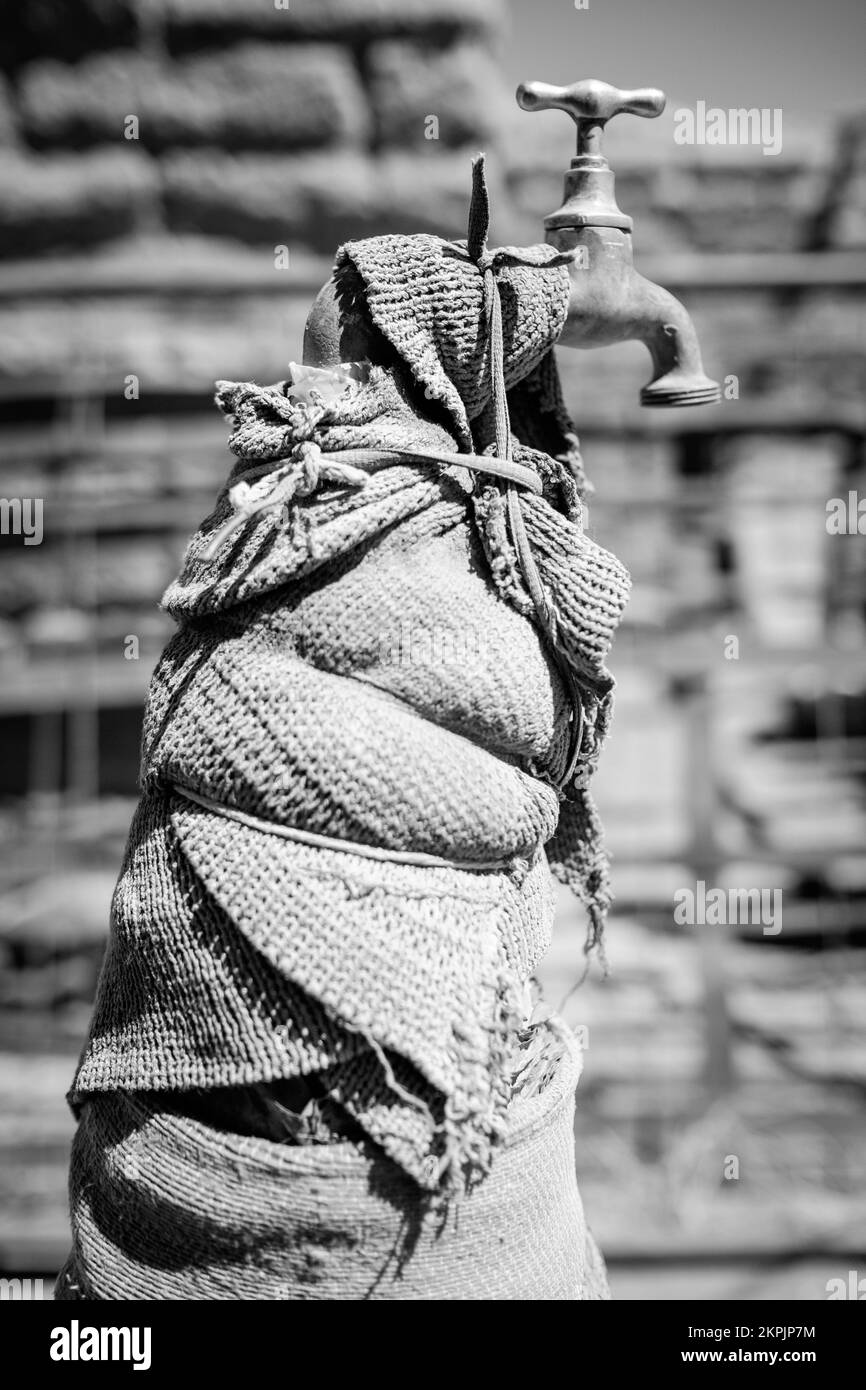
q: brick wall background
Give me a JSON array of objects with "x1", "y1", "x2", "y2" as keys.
[{"x1": 0, "y1": 0, "x2": 865, "y2": 1295}]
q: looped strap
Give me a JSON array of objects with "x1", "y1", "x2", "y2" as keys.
[
  {"x1": 466, "y1": 154, "x2": 586, "y2": 791},
  {"x1": 200, "y1": 440, "x2": 544, "y2": 565}
]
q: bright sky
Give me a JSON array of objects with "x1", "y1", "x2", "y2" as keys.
[{"x1": 503, "y1": 0, "x2": 865, "y2": 120}]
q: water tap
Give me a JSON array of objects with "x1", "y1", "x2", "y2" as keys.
[{"x1": 516, "y1": 77, "x2": 720, "y2": 406}]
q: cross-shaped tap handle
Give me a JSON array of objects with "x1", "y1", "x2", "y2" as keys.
[{"x1": 516, "y1": 79, "x2": 665, "y2": 159}]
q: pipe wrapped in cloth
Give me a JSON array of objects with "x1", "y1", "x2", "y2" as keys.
[{"x1": 59, "y1": 168, "x2": 630, "y2": 1301}]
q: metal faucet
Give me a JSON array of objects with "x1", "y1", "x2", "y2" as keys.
[
  {"x1": 304, "y1": 76, "x2": 719, "y2": 407},
  {"x1": 516, "y1": 77, "x2": 720, "y2": 406}
]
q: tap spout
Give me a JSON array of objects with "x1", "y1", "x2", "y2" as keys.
[
  {"x1": 626, "y1": 269, "x2": 721, "y2": 407},
  {"x1": 555, "y1": 226, "x2": 720, "y2": 406}
]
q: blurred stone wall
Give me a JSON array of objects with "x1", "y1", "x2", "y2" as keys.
[{"x1": 0, "y1": 0, "x2": 512, "y2": 262}]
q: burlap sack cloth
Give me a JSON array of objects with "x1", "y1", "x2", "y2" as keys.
[{"x1": 57, "y1": 162, "x2": 629, "y2": 1300}]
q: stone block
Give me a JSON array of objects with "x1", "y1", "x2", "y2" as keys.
[
  {"x1": 1, "y1": 0, "x2": 137, "y2": 69},
  {"x1": 160, "y1": 0, "x2": 503, "y2": 50},
  {"x1": 655, "y1": 164, "x2": 825, "y2": 253},
  {"x1": 0, "y1": 148, "x2": 158, "y2": 257},
  {"x1": 367, "y1": 39, "x2": 507, "y2": 149},
  {"x1": 21, "y1": 44, "x2": 367, "y2": 152}
]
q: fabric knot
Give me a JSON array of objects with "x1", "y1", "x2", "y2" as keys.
[
  {"x1": 289, "y1": 409, "x2": 323, "y2": 446},
  {"x1": 201, "y1": 441, "x2": 370, "y2": 564},
  {"x1": 293, "y1": 440, "x2": 322, "y2": 495}
]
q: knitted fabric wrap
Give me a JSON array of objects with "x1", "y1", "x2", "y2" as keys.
[
  {"x1": 335, "y1": 234, "x2": 572, "y2": 449},
  {"x1": 74, "y1": 787, "x2": 556, "y2": 1185},
  {"x1": 63, "y1": 189, "x2": 629, "y2": 1298},
  {"x1": 59, "y1": 1037, "x2": 610, "y2": 1301}
]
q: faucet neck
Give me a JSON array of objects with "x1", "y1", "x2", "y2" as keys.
[
  {"x1": 545, "y1": 158, "x2": 633, "y2": 234},
  {"x1": 576, "y1": 118, "x2": 606, "y2": 158}
]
